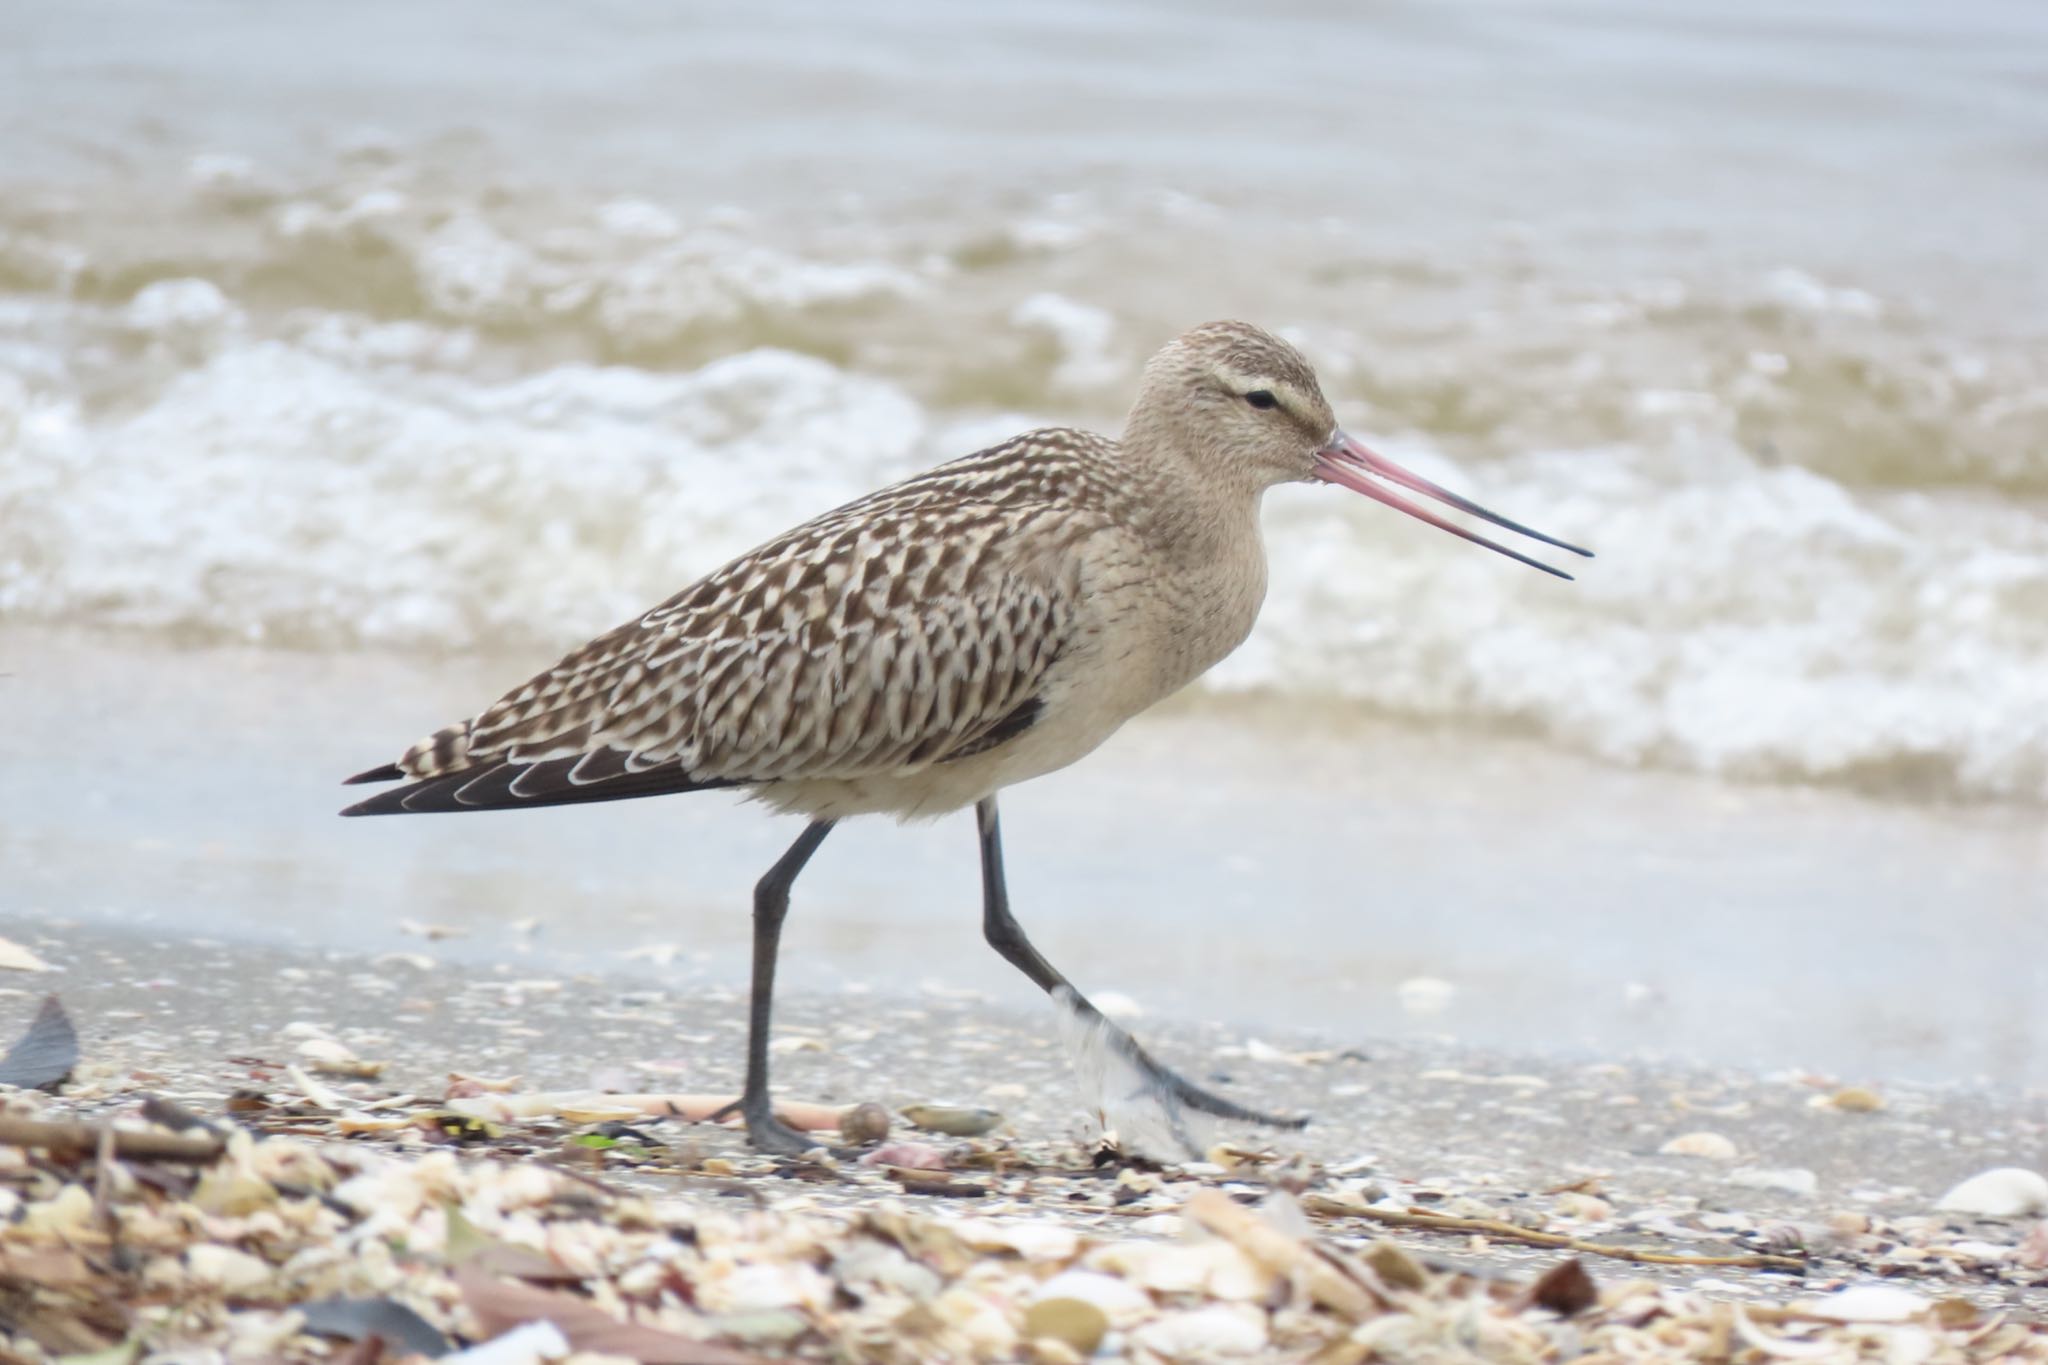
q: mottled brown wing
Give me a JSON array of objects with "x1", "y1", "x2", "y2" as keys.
[{"x1": 340, "y1": 480, "x2": 1095, "y2": 816}]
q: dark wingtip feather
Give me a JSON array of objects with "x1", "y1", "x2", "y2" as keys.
[
  {"x1": 343, "y1": 762, "x2": 406, "y2": 786},
  {"x1": 339, "y1": 787, "x2": 409, "y2": 817},
  {"x1": 339, "y1": 755, "x2": 740, "y2": 817}
]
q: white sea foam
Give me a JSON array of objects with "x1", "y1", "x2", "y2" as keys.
[
  {"x1": 2, "y1": 147, "x2": 2045, "y2": 806},
  {"x1": 4, "y1": 314, "x2": 2045, "y2": 804},
  {"x1": 1, "y1": 337, "x2": 927, "y2": 651}
]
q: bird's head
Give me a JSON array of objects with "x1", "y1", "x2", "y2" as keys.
[{"x1": 1130, "y1": 320, "x2": 1593, "y2": 578}]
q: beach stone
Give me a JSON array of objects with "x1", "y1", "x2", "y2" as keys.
[
  {"x1": 1828, "y1": 1086, "x2": 1885, "y2": 1112},
  {"x1": 1022, "y1": 1296, "x2": 1109, "y2": 1356}
]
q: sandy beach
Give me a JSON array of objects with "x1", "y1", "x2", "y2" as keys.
[
  {"x1": 7, "y1": 912, "x2": 2048, "y2": 1289},
  {"x1": 5, "y1": 914, "x2": 2048, "y2": 1359}
]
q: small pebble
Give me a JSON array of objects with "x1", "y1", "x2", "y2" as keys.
[
  {"x1": 838, "y1": 1101, "x2": 891, "y2": 1145},
  {"x1": 902, "y1": 1103, "x2": 1004, "y2": 1137},
  {"x1": 1659, "y1": 1131, "x2": 1738, "y2": 1160},
  {"x1": 1021, "y1": 1297, "x2": 1109, "y2": 1355}
]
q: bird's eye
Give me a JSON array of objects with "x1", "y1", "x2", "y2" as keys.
[{"x1": 1244, "y1": 390, "x2": 1279, "y2": 410}]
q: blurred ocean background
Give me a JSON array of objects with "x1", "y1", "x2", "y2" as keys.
[{"x1": 2, "y1": 0, "x2": 2044, "y2": 1082}]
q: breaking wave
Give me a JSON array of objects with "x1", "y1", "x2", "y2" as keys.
[{"x1": 3, "y1": 156, "x2": 2046, "y2": 805}]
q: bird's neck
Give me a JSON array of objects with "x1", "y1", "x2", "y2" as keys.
[{"x1": 1114, "y1": 426, "x2": 1270, "y2": 567}]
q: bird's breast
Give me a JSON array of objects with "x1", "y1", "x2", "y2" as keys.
[{"x1": 1061, "y1": 526, "x2": 1268, "y2": 719}]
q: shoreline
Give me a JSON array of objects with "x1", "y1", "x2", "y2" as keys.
[
  {"x1": 6, "y1": 627, "x2": 2045, "y2": 1094},
  {"x1": 5, "y1": 914, "x2": 2045, "y2": 1313}
]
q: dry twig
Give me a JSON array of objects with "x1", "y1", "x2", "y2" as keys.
[
  {"x1": 0, "y1": 1114, "x2": 225, "y2": 1163},
  {"x1": 1304, "y1": 1197, "x2": 1806, "y2": 1272}
]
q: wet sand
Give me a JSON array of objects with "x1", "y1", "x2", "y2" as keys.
[
  {"x1": 6, "y1": 914, "x2": 2046, "y2": 1311},
  {"x1": 5, "y1": 629, "x2": 2045, "y2": 1091}
]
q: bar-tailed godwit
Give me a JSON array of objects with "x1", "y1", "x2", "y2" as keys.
[{"x1": 343, "y1": 321, "x2": 1590, "y2": 1153}]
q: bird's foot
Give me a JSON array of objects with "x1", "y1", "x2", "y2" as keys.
[
  {"x1": 1053, "y1": 986, "x2": 1309, "y2": 1138},
  {"x1": 746, "y1": 1109, "x2": 823, "y2": 1157},
  {"x1": 707, "y1": 1094, "x2": 827, "y2": 1156},
  {"x1": 1125, "y1": 1038, "x2": 1309, "y2": 1131}
]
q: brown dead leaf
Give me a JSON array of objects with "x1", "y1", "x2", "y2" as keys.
[
  {"x1": 1527, "y1": 1258, "x2": 1599, "y2": 1317},
  {"x1": 456, "y1": 1267, "x2": 766, "y2": 1364}
]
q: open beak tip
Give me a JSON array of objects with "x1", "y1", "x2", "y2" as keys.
[{"x1": 1319, "y1": 434, "x2": 1595, "y2": 577}]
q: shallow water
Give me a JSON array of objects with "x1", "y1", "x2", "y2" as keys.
[{"x1": 5, "y1": 630, "x2": 2043, "y2": 1088}]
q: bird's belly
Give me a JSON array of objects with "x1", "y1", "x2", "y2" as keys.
[{"x1": 749, "y1": 682, "x2": 1133, "y2": 823}]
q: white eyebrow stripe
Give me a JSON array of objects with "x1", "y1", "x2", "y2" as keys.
[{"x1": 1213, "y1": 366, "x2": 1311, "y2": 421}]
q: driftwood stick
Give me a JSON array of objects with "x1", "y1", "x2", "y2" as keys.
[
  {"x1": 0, "y1": 1115, "x2": 225, "y2": 1164},
  {"x1": 1306, "y1": 1198, "x2": 1806, "y2": 1272}
]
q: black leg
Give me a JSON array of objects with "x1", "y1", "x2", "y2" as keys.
[
  {"x1": 974, "y1": 796, "x2": 1306, "y2": 1136},
  {"x1": 729, "y1": 818, "x2": 835, "y2": 1154}
]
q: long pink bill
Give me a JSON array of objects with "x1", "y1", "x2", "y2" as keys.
[{"x1": 1313, "y1": 431, "x2": 1594, "y2": 581}]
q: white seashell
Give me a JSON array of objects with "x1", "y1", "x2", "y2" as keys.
[
  {"x1": 18, "y1": 1183, "x2": 95, "y2": 1238},
  {"x1": 931, "y1": 1285, "x2": 1017, "y2": 1354},
  {"x1": 186, "y1": 1244, "x2": 273, "y2": 1293},
  {"x1": 0, "y1": 936, "x2": 55, "y2": 972},
  {"x1": 1553, "y1": 1192, "x2": 1613, "y2": 1222},
  {"x1": 712, "y1": 1262, "x2": 809, "y2": 1314},
  {"x1": 439, "y1": 1321, "x2": 572, "y2": 1365},
  {"x1": 335, "y1": 1113, "x2": 411, "y2": 1134},
  {"x1": 1947, "y1": 1240, "x2": 2013, "y2": 1264},
  {"x1": 287, "y1": 1065, "x2": 348, "y2": 1110},
  {"x1": 1791, "y1": 1284, "x2": 1931, "y2": 1322},
  {"x1": 1659, "y1": 1131, "x2": 1738, "y2": 1160},
  {"x1": 295, "y1": 1038, "x2": 357, "y2": 1064},
  {"x1": 956, "y1": 1219, "x2": 1078, "y2": 1262},
  {"x1": 1131, "y1": 1304, "x2": 1268, "y2": 1358},
  {"x1": 1396, "y1": 976, "x2": 1456, "y2": 1015},
  {"x1": 1729, "y1": 1166, "x2": 1818, "y2": 1196},
  {"x1": 1030, "y1": 1269, "x2": 1152, "y2": 1327},
  {"x1": 1935, "y1": 1167, "x2": 2048, "y2": 1217},
  {"x1": 444, "y1": 1094, "x2": 518, "y2": 1122},
  {"x1": 1731, "y1": 1305, "x2": 1855, "y2": 1360}
]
